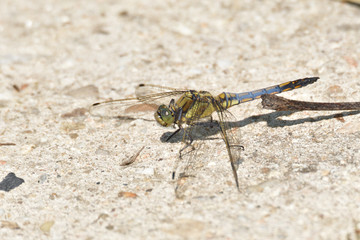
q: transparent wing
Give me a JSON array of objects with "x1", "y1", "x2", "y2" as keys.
[
  {"x1": 135, "y1": 83, "x2": 185, "y2": 96},
  {"x1": 170, "y1": 95, "x2": 212, "y2": 198},
  {"x1": 90, "y1": 84, "x2": 188, "y2": 119},
  {"x1": 174, "y1": 139, "x2": 206, "y2": 199},
  {"x1": 173, "y1": 95, "x2": 243, "y2": 197},
  {"x1": 215, "y1": 105, "x2": 243, "y2": 191}
]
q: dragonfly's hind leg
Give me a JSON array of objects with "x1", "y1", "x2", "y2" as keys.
[
  {"x1": 172, "y1": 141, "x2": 195, "y2": 180},
  {"x1": 209, "y1": 115, "x2": 221, "y2": 129},
  {"x1": 171, "y1": 126, "x2": 195, "y2": 180}
]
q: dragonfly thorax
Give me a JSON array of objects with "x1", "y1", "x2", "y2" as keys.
[{"x1": 154, "y1": 104, "x2": 175, "y2": 127}]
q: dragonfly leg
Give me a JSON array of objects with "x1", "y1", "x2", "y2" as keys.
[
  {"x1": 179, "y1": 141, "x2": 195, "y2": 159},
  {"x1": 166, "y1": 106, "x2": 184, "y2": 142},
  {"x1": 165, "y1": 126, "x2": 181, "y2": 142},
  {"x1": 174, "y1": 106, "x2": 183, "y2": 124},
  {"x1": 172, "y1": 142, "x2": 195, "y2": 180}
]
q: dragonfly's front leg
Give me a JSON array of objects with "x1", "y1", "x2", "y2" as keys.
[
  {"x1": 165, "y1": 127, "x2": 182, "y2": 142},
  {"x1": 165, "y1": 107, "x2": 184, "y2": 142}
]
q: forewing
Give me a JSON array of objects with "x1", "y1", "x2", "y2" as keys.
[
  {"x1": 215, "y1": 103, "x2": 243, "y2": 190},
  {"x1": 135, "y1": 83, "x2": 185, "y2": 97},
  {"x1": 90, "y1": 84, "x2": 187, "y2": 119},
  {"x1": 90, "y1": 97, "x2": 157, "y2": 119}
]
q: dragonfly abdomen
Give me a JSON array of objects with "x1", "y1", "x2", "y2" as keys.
[{"x1": 217, "y1": 77, "x2": 319, "y2": 109}]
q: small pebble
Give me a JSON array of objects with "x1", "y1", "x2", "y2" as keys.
[
  {"x1": 1, "y1": 220, "x2": 20, "y2": 229},
  {"x1": 61, "y1": 122, "x2": 85, "y2": 132},
  {"x1": 95, "y1": 148, "x2": 110, "y2": 155},
  {"x1": 0, "y1": 173, "x2": 25, "y2": 192},
  {"x1": 38, "y1": 174, "x2": 48, "y2": 184},
  {"x1": 118, "y1": 191, "x2": 138, "y2": 198},
  {"x1": 40, "y1": 221, "x2": 54, "y2": 233}
]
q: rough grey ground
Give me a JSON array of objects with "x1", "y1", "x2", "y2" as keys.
[{"x1": 1, "y1": 0, "x2": 360, "y2": 239}]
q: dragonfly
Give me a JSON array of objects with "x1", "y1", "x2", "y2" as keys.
[{"x1": 90, "y1": 77, "x2": 319, "y2": 194}]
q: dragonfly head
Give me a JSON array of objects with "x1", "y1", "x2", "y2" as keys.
[{"x1": 154, "y1": 104, "x2": 175, "y2": 127}]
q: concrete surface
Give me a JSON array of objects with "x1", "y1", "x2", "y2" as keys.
[{"x1": 1, "y1": 0, "x2": 360, "y2": 239}]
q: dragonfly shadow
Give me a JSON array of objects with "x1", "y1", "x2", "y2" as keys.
[
  {"x1": 160, "y1": 122, "x2": 222, "y2": 143},
  {"x1": 160, "y1": 110, "x2": 360, "y2": 143}
]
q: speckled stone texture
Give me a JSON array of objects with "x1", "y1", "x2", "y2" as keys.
[{"x1": 1, "y1": 0, "x2": 360, "y2": 239}]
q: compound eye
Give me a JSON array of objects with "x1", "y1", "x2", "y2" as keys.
[
  {"x1": 162, "y1": 108, "x2": 171, "y2": 116},
  {"x1": 154, "y1": 105, "x2": 174, "y2": 127}
]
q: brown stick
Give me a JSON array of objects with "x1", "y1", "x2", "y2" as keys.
[
  {"x1": 0, "y1": 143, "x2": 16, "y2": 146},
  {"x1": 261, "y1": 94, "x2": 360, "y2": 111}
]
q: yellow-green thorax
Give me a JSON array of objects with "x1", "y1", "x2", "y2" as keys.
[{"x1": 155, "y1": 90, "x2": 223, "y2": 127}]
